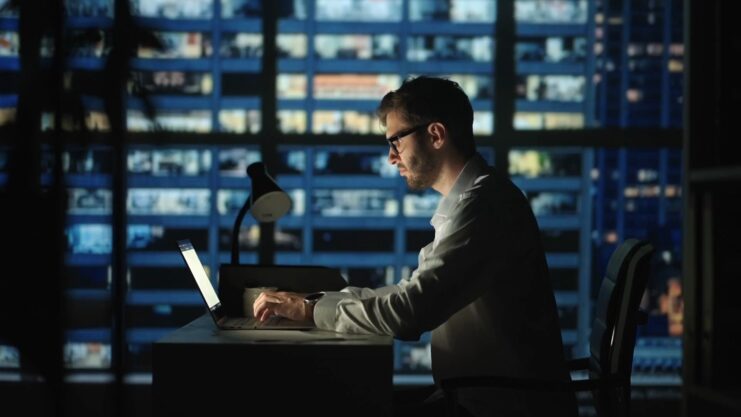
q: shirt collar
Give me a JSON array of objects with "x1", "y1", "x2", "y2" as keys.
[{"x1": 433, "y1": 152, "x2": 489, "y2": 219}]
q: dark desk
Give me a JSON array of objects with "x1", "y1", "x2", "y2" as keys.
[{"x1": 153, "y1": 314, "x2": 394, "y2": 417}]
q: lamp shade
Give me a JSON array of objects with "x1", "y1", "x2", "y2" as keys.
[
  {"x1": 231, "y1": 162, "x2": 292, "y2": 265},
  {"x1": 246, "y1": 162, "x2": 292, "y2": 222}
]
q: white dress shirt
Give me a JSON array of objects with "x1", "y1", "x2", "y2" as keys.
[{"x1": 313, "y1": 153, "x2": 577, "y2": 416}]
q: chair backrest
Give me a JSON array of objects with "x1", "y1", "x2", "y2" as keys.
[{"x1": 589, "y1": 238, "x2": 655, "y2": 380}]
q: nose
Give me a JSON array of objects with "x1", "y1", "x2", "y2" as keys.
[{"x1": 387, "y1": 147, "x2": 399, "y2": 164}]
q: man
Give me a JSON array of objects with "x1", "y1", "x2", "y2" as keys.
[{"x1": 253, "y1": 76, "x2": 578, "y2": 417}]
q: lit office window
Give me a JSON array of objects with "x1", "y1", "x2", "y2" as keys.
[
  {"x1": 509, "y1": 148, "x2": 582, "y2": 178},
  {"x1": 277, "y1": 74, "x2": 308, "y2": 99},
  {"x1": 217, "y1": 189, "x2": 250, "y2": 216},
  {"x1": 515, "y1": 0, "x2": 590, "y2": 130},
  {"x1": 311, "y1": 110, "x2": 379, "y2": 135},
  {"x1": 515, "y1": 0, "x2": 588, "y2": 24},
  {"x1": 218, "y1": 109, "x2": 261, "y2": 133},
  {"x1": 313, "y1": 189, "x2": 398, "y2": 217},
  {"x1": 220, "y1": 33, "x2": 263, "y2": 58},
  {"x1": 315, "y1": 0, "x2": 402, "y2": 22},
  {"x1": 516, "y1": 36, "x2": 587, "y2": 64},
  {"x1": 65, "y1": 223, "x2": 112, "y2": 255},
  {"x1": 313, "y1": 74, "x2": 400, "y2": 100},
  {"x1": 138, "y1": 32, "x2": 212, "y2": 59},
  {"x1": 131, "y1": 0, "x2": 214, "y2": 19},
  {"x1": 40, "y1": 111, "x2": 111, "y2": 132},
  {"x1": 0, "y1": 31, "x2": 18, "y2": 56},
  {"x1": 314, "y1": 34, "x2": 400, "y2": 60},
  {"x1": 407, "y1": 35, "x2": 493, "y2": 62},
  {"x1": 68, "y1": 189, "x2": 113, "y2": 215},
  {"x1": 0, "y1": 344, "x2": 21, "y2": 369},
  {"x1": 528, "y1": 191, "x2": 581, "y2": 216},
  {"x1": 286, "y1": 189, "x2": 306, "y2": 216},
  {"x1": 129, "y1": 72, "x2": 214, "y2": 96},
  {"x1": 278, "y1": 110, "x2": 307, "y2": 133},
  {"x1": 217, "y1": 148, "x2": 261, "y2": 176},
  {"x1": 67, "y1": 224, "x2": 112, "y2": 255},
  {"x1": 128, "y1": 148, "x2": 212, "y2": 176},
  {"x1": 473, "y1": 111, "x2": 494, "y2": 135},
  {"x1": 127, "y1": 110, "x2": 213, "y2": 133},
  {"x1": 64, "y1": 343, "x2": 112, "y2": 369},
  {"x1": 514, "y1": 112, "x2": 585, "y2": 130},
  {"x1": 516, "y1": 75, "x2": 586, "y2": 103},
  {"x1": 409, "y1": 0, "x2": 496, "y2": 23},
  {"x1": 127, "y1": 188, "x2": 211, "y2": 215},
  {"x1": 277, "y1": 34, "x2": 308, "y2": 58}
]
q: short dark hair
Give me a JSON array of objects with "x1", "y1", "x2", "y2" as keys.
[{"x1": 377, "y1": 76, "x2": 475, "y2": 158}]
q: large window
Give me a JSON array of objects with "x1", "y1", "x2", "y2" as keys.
[{"x1": 0, "y1": 0, "x2": 683, "y2": 390}]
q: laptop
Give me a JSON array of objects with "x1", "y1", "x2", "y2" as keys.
[{"x1": 177, "y1": 239, "x2": 314, "y2": 330}]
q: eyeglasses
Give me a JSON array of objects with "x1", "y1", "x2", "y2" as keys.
[{"x1": 385, "y1": 123, "x2": 429, "y2": 156}]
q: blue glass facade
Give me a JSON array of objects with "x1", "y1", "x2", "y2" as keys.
[{"x1": 0, "y1": 0, "x2": 683, "y2": 386}]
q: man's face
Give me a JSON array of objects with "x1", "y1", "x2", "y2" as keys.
[{"x1": 384, "y1": 111, "x2": 441, "y2": 190}]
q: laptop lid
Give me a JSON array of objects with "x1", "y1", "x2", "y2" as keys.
[{"x1": 177, "y1": 239, "x2": 227, "y2": 324}]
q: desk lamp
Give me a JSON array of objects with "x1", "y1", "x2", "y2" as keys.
[{"x1": 230, "y1": 162, "x2": 292, "y2": 265}]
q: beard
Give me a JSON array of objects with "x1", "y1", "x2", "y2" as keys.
[{"x1": 400, "y1": 142, "x2": 441, "y2": 190}]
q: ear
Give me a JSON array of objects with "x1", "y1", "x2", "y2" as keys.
[{"x1": 427, "y1": 122, "x2": 447, "y2": 150}]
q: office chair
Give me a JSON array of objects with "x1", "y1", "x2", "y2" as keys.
[{"x1": 440, "y1": 238, "x2": 655, "y2": 417}]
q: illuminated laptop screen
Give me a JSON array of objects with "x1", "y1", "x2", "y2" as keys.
[{"x1": 178, "y1": 240, "x2": 220, "y2": 310}]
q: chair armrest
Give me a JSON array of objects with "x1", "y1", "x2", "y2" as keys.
[{"x1": 567, "y1": 357, "x2": 590, "y2": 371}]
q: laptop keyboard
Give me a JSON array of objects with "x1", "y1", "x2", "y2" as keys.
[
  {"x1": 257, "y1": 316, "x2": 282, "y2": 327},
  {"x1": 221, "y1": 316, "x2": 281, "y2": 329}
]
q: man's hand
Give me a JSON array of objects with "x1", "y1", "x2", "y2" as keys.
[{"x1": 253, "y1": 291, "x2": 312, "y2": 322}]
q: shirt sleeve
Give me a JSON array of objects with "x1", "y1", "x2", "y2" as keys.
[{"x1": 313, "y1": 195, "x2": 519, "y2": 341}]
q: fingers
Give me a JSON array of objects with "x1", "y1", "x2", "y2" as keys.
[
  {"x1": 252, "y1": 291, "x2": 307, "y2": 322},
  {"x1": 254, "y1": 301, "x2": 276, "y2": 322},
  {"x1": 253, "y1": 292, "x2": 272, "y2": 319},
  {"x1": 259, "y1": 306, "x2": 273, "y2": 322},
  {"x1": 253, "y1": 291, "x2": 288, "y2": 322}
]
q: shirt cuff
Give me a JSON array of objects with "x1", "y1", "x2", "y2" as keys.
[{"x1": 312, "y1": 291, "x2": 352, "y2": 331}]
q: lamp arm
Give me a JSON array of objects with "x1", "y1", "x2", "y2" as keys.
[{"x1": 231, "y1": 194, "x2": 252, "y2": 265}]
